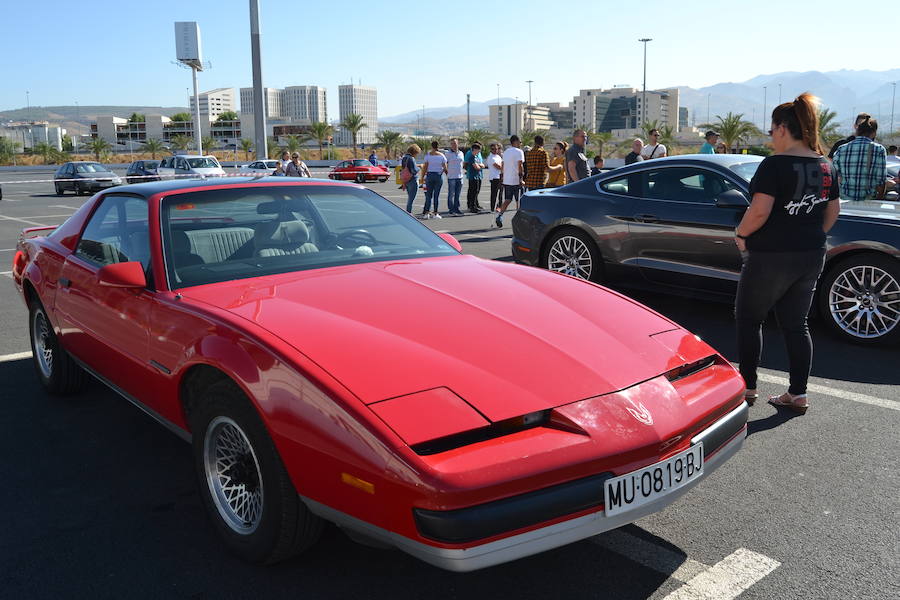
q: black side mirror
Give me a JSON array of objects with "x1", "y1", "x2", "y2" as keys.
[{"x1": 716, "y1": 189, "x2": 749, "y2": 208}]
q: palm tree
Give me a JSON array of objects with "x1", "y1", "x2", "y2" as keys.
[
  {"x1": 519, "y1": 129, "x2": 538, "y2": 148},
  {"x1": 283, "y1": 134, "x2": 308, "y2": 155},
  {"x1": 592, "y1": 131, "x2": 614, "y2": 157},
  {"x1": 142, "y1": 138, "x2": 165, "y2": 159},
  {"x1": 169, "y1": 135, "x2": 192, "y2": 151},
  {"x1": 216, "y1": 111, "x2": 239, "y2": 122},
  {"x1": 309, "y1": 122, "x2": 334, "y2": 159},
  {"x1": 240, "y1": 138, "x2": 254, "y2": 160},
  {"x1": 658, "y1": 125, "x2": 676, "y2": 150},
  {"x1": 410, "y1": 137, "x2": 433, "y2": 154},
  {"x1": 641, "y1": 120, "x2": 661, "y2": 139},
  {"x1": 818, "y1": 108, "x2": 841, "y2": 147},
  {"x1": 700, "y1": 112, "x2": 761, "y2": 153},
  {"x1": 375, "y1": 130, "x2": 404, "y2": 159},
  {"x1": 201, "y1": 136, "x2": 216, "y2": 154},
  {"x1": 33, "y1": 142, "x2": 55, "y2": 165},
  {"x1": 86, "y1": 137, "x2": 111, "y2": 161},
  {"x1": 0, "y1": 137, "x2": 21, "y2": 163},
  {"x1": 170, "y1": 112, "x2": 192, "y2": 123},
  {"x1": 464, "y1": 128, "x2": 497, "y2": 146},
  {"x1": 340, "y1": 113, "x2": 368, "y2": 158}
]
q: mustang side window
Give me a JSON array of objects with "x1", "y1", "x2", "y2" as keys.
[{"x1": 76, "y1": 196, "x2": 150, "y2": 272}]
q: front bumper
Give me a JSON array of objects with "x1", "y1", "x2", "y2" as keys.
[{"x1": 304, "y1": 402, "x2": 748, "y2": 572}]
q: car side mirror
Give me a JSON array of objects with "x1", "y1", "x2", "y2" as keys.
[
  {"x1": 715, "y1": 189, "x2": 749, "y2": 208},
  {"x1": 438, "y1": 233, "x2": 463, "y2": 252},
  {"x1": 98, "y1": 261, "x2": 147, "y2": 288}
]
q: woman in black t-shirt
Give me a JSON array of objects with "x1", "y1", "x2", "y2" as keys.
[{"x1": 734, "y1": 93, "x2": 841, "y2": 415}]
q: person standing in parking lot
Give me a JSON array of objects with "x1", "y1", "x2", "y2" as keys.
[
  {"x1": 420, "y1": 141, "x2": 447, "y2": 219},
  {"x1": 495, "y1": 135, "x2": 525, "y2": 228},
  {"x1": 733, "y1": 93, "x2": 841, "y2": 415},
  {"x1": 400, "y1": 144, "x2": 421, "y2": 213},
  {"x1": 566, "y1": 129, "x2": 591, "y2": 182},
  {"x1": 832, "y1": 117, "x2": 887, "y2": 201},
  {"x1": 486, "y1": 143, "x2": 503, "y2": 211},
  {"x1": 547, "y1": 142, "x2": 567, "y2": 187},
  {"x1": 700, "y1": 131, "x2": 719, "y2": 154},
  {"x1": 641, "y1": 129, "x2": 667, "y2": 160},
  {"x1": 284, "y1": 153, "x2": 311, "y2": 177},
  {"x1": 464, "y1": 142, "x2": 485, "y2": 213},
  {"x1": 625, "y1": 139, "x2": 644, "y2": 165},
  {"x1": 523, "y1": 135, "x2": 550, "y2": 191},
  {"x1": 827, "y1": 112, "x2": 871, "y2": 159},
  {"x1": 445, "y1": 138, "x2": 465, "y2": 216}
]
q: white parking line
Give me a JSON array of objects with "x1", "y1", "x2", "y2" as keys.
[
  {"x1": 49, "y1": 205, "x2": 79, "y2": 210},
  {"x1": 0, "y1": 215, "x2": 49, "y2": 227},
  {"x1": 592, "y1": 529, "x2": 708, "y2": 582},
  {"x1": 0, "y1": 351, "x2": 31, "y2": 362},
  {"x1": 663, "y1": 548, "x2": 780, "y2": 600},
  {"x1": 757, "y1": 372, "x2": 900, "y2": 412}
]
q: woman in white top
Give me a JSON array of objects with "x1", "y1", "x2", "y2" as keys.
[
  {"x1": 641, "y1": 129, "x2": 668, "y2": 160},
  {"x1": 485, "y1": 143, "x2": 504, "y2": 211},
  {"x1": 419, "y1": 140, "x2": 447, "y2": 219}
]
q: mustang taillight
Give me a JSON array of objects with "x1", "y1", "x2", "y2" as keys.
[
  {"x1": 411, "y1": 410, "x2": 550, "y2": 456},
  {"x1": 12, "y1": 250, "x2": 26, "y2": 277},
  {"x1": 665, "y1": 355, "x2": 717, "y2": 382}
]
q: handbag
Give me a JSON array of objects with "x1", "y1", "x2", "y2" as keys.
[{"x1": 400, "y1": 156, "x2": 414, "y2": 184}]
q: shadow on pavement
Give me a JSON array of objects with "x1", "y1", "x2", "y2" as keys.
[{"x1": 0, "y1": 356, "x2": 693, "y2": 599}]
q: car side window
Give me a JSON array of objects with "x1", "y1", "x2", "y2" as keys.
[
  {"x1": 176, "y1": 158, "x2": 187, "y2": 170},
  {"x1": 645, "y1": 167, "x2": 736, "y2": 204},
  {"x1": 76, "y1": 196, "x2": 151, "y2": 272},
  {"x1": 600, "y1": 172, "x2": 645, "y2": 197}
]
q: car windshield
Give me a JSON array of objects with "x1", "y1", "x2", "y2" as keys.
[
  {"x1": 161, "y1": 185, "x2": 458, "y2": 288},
  {"x1": 75, "y1": 163, "x2": 107, "y2": 173},
  {"x1": 186, "y1": 157, "x2": 220, "y2": 169},
  {"x1": 264, "y1": 161, "x2": 278, "y2": 168},
  {"x1": 352, "y1": 160, "x2": 370, "y2": 167},
  {"x1": 728, "y1": 161, "x2": 761, "y2": 182},
  {"x1": 144, "y1": 161, "x2": 159, "y2": 169}
]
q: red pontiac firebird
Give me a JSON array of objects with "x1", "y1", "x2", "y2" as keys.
[
  {"x1": 328, "y1": 159, "x2": 390, "y2": 183},
  {"x1": 12, "y1": 178, "x2": 748, "y2": 571}
]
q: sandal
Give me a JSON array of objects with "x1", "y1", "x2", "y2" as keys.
[
  {"x1": 744, "y1": 389, "x2": 758, "y2": 406},
  {"x1": 768, "y1": 392, "x2": 809, "y2": 415}
]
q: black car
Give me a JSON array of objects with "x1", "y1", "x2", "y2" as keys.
[
  {"x1": 54, "y1": 161, "x2": 122, "y2": 195},
  {"x1": 125, "y1": 160, "x2": 160, "y2": 184},
  {"x1": 512, "y1": 154, "x2": 900, "y2": 345}
]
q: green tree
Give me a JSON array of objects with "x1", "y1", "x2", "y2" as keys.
[
  {"x1": 464, "y1": 128, "x2": 497, "y2": 146},
  {"x1": 0, "y1": 137, "x2": 21, "y2": 163},
  {"x1": 170, "y1": 112, "x2": 192, "y2": 123},
  {"x1": 142, "y1": 138, "x2": 165, "y2": 159},
  {"x1": 375, "y1": 130, "x2": 404, "y2": 159},
  {"x1": 86, "y1": 137, "x2": 111, "y2": 161},
  {"x1": 216, "y1": 111, "x2": 239, "y2": 122},
  {"x1": 129, "y1": 113, "x2": 146, "y2": 122},
  {"x1": 340, "y1": 113, "x2": 368, "y2": 158},
  {"x1": 33, "y1": 142, "x2": 55, "y2": 164},
  {"x1": 658, "y1": 125, "x2": 676, "y2": 150},
  {"x1": 169, "y1": 134, "x2": 192, "y2": 151},
  {"x1": 410, "y1": 137, "x2": 433, "y2": 154},
  {"x1": 201, "y1": 136, "x2": 216, "y2": 153},
  {"x1": 591, "y1": 131, "x2": 615, "y2": 157},
  {"x1": 641, "y1": 120, "x2": 661, "y2": 139},
  {"x1": 61, "y1": 134, "x2": 74, "y2": 152},
  {"x1": 817, "y1": 107, "x2": 841, "y2": 147},
  {"x1": 240, "y1": 138, "x2": 254, "y2": 160},
  {"x1": 267, "y1": 136, "x2": 282, "y2": 159},
  {"x1": 700, "y1": 112, "x2": 761, "y2": 153},
  {"x1": 282, "y1": 134, "x2": 308, "y2": 154},
  {"x1": 309, "y1": 121, "x2": 334, "y2": 159}
]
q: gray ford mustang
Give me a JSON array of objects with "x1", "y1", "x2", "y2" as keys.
[{"x1": 512, "y1": 154, "x2": 900, "y2": 345}]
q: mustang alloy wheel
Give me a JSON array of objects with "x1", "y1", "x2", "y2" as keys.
[
  {"x1": 191, "y1": 380, "x2": 323, "y2": 564},
  {"x1": 819, "y1": 254, "x2": 900, "y2": 344},
  {"x1": 544, "y1": 229, "x2": 602, "y2": 282},
  {"x1": 28, "y1": 300, "x2": 88, "y2": 395}
]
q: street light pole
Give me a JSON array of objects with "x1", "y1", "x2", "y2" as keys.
[
  {"x1": 707, "y1": 93, "x2": 710, "y2": 125},
  {"x1": 778, "y1": 83, "x2": 782, "y2": 104},
  {"x1": 762, "y1": 86, "x2": 767, "y2": 130},
  {"x1": 638, "y1": 38, "x2": 652, "y2": 128},
  {"x1": 249, "y1": 0, "x2": 267, "y2": 160},
  {"x1": 466, "y1": 93, "x2": 470, "y2": 132},
  {"x1": 525, "y1": 80, "x2": 533, "y2": 107},
  {"x1": 891, "y1": 82, "x2": 896, "y2": 138}
]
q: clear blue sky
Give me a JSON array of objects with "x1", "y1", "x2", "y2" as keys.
[{"x1": 1, "y1": 0, "x2": 894, "y2": 117}]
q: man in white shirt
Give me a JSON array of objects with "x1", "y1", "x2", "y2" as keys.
[
  {"x1": 444, "y1": 138, "x2": 465, "y2": 216},
  {"x1": 485, "y1": 143, "x2": 503, "y2": 211},
  {"x1": 641, "y1": 129, "x2": 667, "y2": 160},
  {"x1": 495, "y1": 135, "x2": 525, "y2": 228}
]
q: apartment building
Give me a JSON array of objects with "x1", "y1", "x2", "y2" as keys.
[
  {"x1": 239, "y1": 87, "x2": 284, "y2": 119},
  {"x1": 188, "y1": 87, "x2": 237, "y2": 120},
  {"x1": 337, "y1": 84, "x2": 378, "y2": 145},
  {"x1": 283, "y1": 85, "x2": 327, "y2": 122},
  {"x1": 572, "y1": 87, "x2": 681, "y2": 137},
  {"x1": 488, "y1": 104, "x2": 556, "y2": 137}
]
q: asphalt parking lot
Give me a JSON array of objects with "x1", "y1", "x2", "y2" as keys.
[{"x1": 1, "y1": 172, "x2": 898, "y2": 599}]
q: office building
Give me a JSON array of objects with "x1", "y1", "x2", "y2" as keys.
[
  {"x1": 283, "y1": 85, "x2": 327, "y2": 123},
  {"x1": 337, "y1": 84, "x2": 377, "y2": 145},
  {"x1": 572, "y1": 87, "x2": 680, "y2": 137},
  {"x1": 240, "y1": 87, "x2": 283, "y2": 119},
  {"x1": 189, "y1": 87, "x2": 236, "y2": 120},
  {"x1": 488, "y1": 104, "x2": 555, "y2": 137}
]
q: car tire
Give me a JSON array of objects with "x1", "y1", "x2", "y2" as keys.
[
  {"x1": 55, "y1": 184, "x2": 64, "y2": 196},
  {"x1": 355, "y1": 174, "x2": 366, "y2": 183},
  {"x1": 542, "y1": 228, "x2": 603, "y2": 283},
  {"x1": 817, "y1": 253, "x2": 900, "y2": 345},
  {"x1": 74, "y1": 183, "x2": 83, "y2": 196},
  {"x1": 191, "y1": 379, "x2": 324, "y2": 564},
  {"x1": 378, "y1": 178, "x2": 388, "y2": 183},
  {"x1": 29, "y1": 300, "x2": 89, "y2": 395}
]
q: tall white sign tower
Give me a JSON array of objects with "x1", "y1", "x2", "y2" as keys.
[{"x1": 175, "y1": 22, "x2": 204, "y2": 155}]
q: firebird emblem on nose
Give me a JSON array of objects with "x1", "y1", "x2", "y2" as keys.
[{"x1": 625, "y1": 401, "x2": 653, "y2": 426}]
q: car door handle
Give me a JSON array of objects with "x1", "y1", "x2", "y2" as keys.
[
  {"x1": 635, "y1": 214, "x2": 659, "y2": 223},
  {"x1": 59, "y1": 277, "x2": 71, "y2": 288}
]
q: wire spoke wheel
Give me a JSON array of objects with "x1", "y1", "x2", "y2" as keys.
[
  {"x1": 548, "y1": 235, "x2": 593, "y2": 280},
  {"x1": 204, "y1": 416, "x2": 264, "y2": 535},
  {"x1": 31, "y1": 308, "x2": 54, "y2": 379},
  {"x1": 828, "y1": 264, "x2": 900, "y2": 339}
]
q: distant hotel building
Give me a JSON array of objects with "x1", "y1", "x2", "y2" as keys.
[
  {"x1": 239, "y1": 87, "x2": 284, "y2": 119},
  {"x1": 189, "y1": 87, "x2": 236, "y2": 120},
  {"x1": 572, "y1": 87, "x2": 681, "y2": 136},
  {"x1": 337, "y1": 84, "x2": 378, "y2": 145}
]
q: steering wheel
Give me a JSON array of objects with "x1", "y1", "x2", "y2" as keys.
[{"x1": 334, "y1": 229, "x2": 377, "y2": 248}]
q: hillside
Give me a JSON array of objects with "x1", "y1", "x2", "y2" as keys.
[{"x1": 0, "y1": 105, "x2": 189, "y2": 135}]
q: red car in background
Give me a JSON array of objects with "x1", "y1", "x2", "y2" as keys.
[
  {"x1": 328, "y1": 159, "x2": 389, "y2": 183},
  {"x1": 12, "y1": 178, "x2": 748, "y2": 571}
]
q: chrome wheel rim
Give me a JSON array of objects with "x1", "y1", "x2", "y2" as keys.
[
  {"x1": 32, "y1": 309, "x2": 53, "y2": 378},
  {"x1": 829, "y1": 265, "x2": 900, "y2": 339},
  {"x1": 548, "y1": 235, "x2": 593, "y2": 280},
  {"x1": 203, "y1": 416, "x2": 264, "y2": 534}
]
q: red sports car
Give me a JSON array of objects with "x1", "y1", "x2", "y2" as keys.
[
  {"x1": 328, "y1": 159, "x2": 389, "y2": 183},
  {"x1": 12, "y1": 178, "x2": 748, "y2": 571}
]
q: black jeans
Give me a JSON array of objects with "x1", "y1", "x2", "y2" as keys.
[
  {"x1": 489, "y1": 179, "x2": 501, "y2": 211},
  {"x1": 735, "y1": 249, "x2": 825, "y2": 395},
  {"x1": 467, "y1": 178, "x2": 482, "y2": 211}
]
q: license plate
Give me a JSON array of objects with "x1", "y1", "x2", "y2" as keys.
[{"x1": 604, "y1": 443, "x2": 704, "y2": 517}]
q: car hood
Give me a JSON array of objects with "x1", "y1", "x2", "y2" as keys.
[
  {"x1": 184, "y1": 256, "x2": 696, "y2": 421},
  {"x1": 190, "y1": 167, "x2": 225, "y2": 175}
]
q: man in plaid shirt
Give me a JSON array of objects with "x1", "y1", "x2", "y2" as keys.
[
  {"x1": 523, "y1": 135, "x2": 550, "y2": 190},
  {"x1": 833, "y1": 117, "x2": 887, "y2": 201}
]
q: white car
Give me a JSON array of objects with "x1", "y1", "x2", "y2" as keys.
[
  {"x1": 157, "y1": 155, "x2": 226, "y2": 180},
  {"x1": 238, "y1": 159, "x2": 279, "y2": 175}
]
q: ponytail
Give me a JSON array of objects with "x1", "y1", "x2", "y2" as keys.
[{"x1": 771, "y1": 92, "x2": 825, "y2": 155}]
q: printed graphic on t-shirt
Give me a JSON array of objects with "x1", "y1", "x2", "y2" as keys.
[{"x1": 784, "y1": 162, "x2": 833, "y2": 215}]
